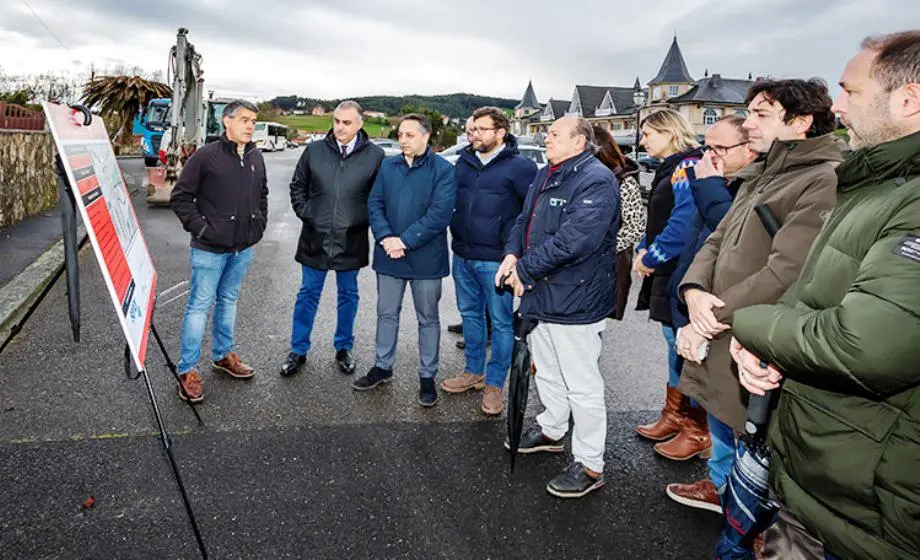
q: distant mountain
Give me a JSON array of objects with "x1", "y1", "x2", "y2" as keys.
[{"x1": 271, "y1": 93, "x2": 518, "y2": 118}]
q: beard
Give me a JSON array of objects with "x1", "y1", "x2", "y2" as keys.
[
  {"x1": 844, "y1": 93, "x2": 908, "y2": 149},
  {"x1": 474, "y1": 139, "x2": 497, "y2": 153}
]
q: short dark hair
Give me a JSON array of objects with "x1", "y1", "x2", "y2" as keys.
[
  {"x1": 715, "y1": 114, "x2": 749, "y2": 141},
  {"x1": 745, "y1": 79, "x2": 835, "y2": 137},
  {"x1": 399, "y1": 113, "x2": 432, "y2": 135},
  {"x1": 862, "y1": 31, "x2": 920, "y2": 92},
  {"x1": 472, "y1": 106, "x2": 510, "y2": 134},
  {"x1": 223, "y1": 99, "x2": 258, "y2": 119}
]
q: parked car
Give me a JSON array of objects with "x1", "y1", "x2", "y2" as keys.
[
  {"x1": 630, "y1": 151, "x2": 662, "y2": 173},
  {"x1": 438, "y1": 144, "x2": 547, "y2": 169},
  {"x1": 372, "y1": 138, "x2": 402, "y2": 157}
]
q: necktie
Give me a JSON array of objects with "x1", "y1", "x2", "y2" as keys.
[{"x1": 341, "y1": 144, "x2": 348, "y2": 159}]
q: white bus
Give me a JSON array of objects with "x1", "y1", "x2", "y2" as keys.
[{"x1": 253, "y1": 121, "x2": 288, "y2": 151}]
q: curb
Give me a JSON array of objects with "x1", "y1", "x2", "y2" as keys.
[{"x1": 0, "y1": 224, "x2": 87, "y2": 341}]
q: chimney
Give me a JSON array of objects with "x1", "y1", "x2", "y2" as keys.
[{"x1": 711, "y1": 73, "x2": 722, "y2": 87}]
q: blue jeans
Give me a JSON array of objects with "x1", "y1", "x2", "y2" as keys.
[
  {"x1": 375, "y1": 273, "x2": 441, "y2": 379},
  {"x1": 177, "y1": 247, "x2": 254, "y2": 373},
  {"x1": 290, "y1": 265, "x2": 359, "y2": 355},
  {"x1": 708, "y1": 413, "x2": 736, "y2": 489},
  {"x1": 452, "y1": 255, "x2": 514, "y2": 388},
  {"x1": 661, "y1": 324, "x2": 683, "y2": 388}
]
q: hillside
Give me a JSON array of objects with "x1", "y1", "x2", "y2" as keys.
[{"x1": 271, "y1": 93, "x2": 519, "y2": 118}]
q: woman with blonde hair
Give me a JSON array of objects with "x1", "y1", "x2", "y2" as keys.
[{"x1": 631, "y1": 109, "x2": 710, "y2": 458}]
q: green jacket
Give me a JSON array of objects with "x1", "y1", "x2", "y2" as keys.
[{"x1": 733, "y1": 130, "x2": 920, "y2": 560}]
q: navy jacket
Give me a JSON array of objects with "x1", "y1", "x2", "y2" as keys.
[
  {"x1": 368, "y1": 149, "x2": 457, "y2": 279},
  {"x1": 669, "y1": 175, "x2": 740, "y2": 328},
  {"x1": 450, "y1": 136, "x2": 538, "y2": 262},
  {"x1": 505, "y1": 151, "x2": 620, "y2": 325}
]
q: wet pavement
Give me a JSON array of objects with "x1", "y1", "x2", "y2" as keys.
[{"x1": 0, "y1": 148, "x2": 719, "y2": 559}]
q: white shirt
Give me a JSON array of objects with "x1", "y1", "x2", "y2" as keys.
[
  {"x1": 476, "y1": 143, "x2": 505, "y2": 166},
  {"x1": 338, "y1": 135, "x2": 358, "y2": 157}
]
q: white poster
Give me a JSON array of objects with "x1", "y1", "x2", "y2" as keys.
[{"x1": 42, "y1": 102, "x2": 157, "y2": 370}]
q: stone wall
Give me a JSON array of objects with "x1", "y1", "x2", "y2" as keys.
[{"x1": 0, "y1": 130, "x2": 57, "y2": 229}]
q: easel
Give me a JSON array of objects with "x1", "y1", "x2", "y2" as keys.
[{"x1": 0, "y1": 105, "x2": 208, "y2": 559}]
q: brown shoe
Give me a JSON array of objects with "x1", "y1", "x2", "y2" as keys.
[
  {"x1": 654, "y1": 405, "x2": 712, "y2": 460},
  {"x1": 636, "y1": 385, "x2": 687, "y2": 441},
  {"x1": 481, "y1": 385, "x2": 504, "y2": 415},
  {"x1": 440, "y1": 372, "x2": 485, "y2": 394},
  {"x1": 212, "y1": 352, "x2": 254, "y2": 379},
  {"x1": 177, "y1": 370, "x2": 204, "y2": 403},
  {"x1": 666, "y1": 479, "x2": 722, "y2": 513}
]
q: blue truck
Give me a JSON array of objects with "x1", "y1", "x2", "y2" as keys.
[{"x1": 132, "y1": 98, "x2": 171, "y2": 167}]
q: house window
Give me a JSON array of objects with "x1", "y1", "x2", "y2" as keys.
[
  {"x1": 613, "y1": 123, "x2": 622, "y2": 131},
  {"x1": 703, "y1": 108, "x2": 719, "y2": 126},
  {"x1": 668, "y1": 85, "x2": 679, "y2": 97},
  {"x1": 653, "y1": 87, "x2": 662, "y2": 100}
]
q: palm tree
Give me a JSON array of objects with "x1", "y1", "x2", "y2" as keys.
[{"x1": 81, "y1": 75, "x2": 171, "y2": 146}]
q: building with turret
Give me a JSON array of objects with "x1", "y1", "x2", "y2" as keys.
[{"x1": 509, "y1": 36, "x2": 756, "y2": 147}]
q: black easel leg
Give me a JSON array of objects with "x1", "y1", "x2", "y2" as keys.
[
  {"x1": 139, "y1": 367, "x2": 209, "y2": 560},
  {"x1": 147, "y1": 321, "x2": 204, "y2": 426},
  {"x1": 0, "y1": 235, "x2": 89, "y2": 356}
]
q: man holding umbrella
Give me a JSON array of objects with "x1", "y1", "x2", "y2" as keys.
[
  {"x1": 731, "y1": 31, "x2": 920, "y2": 560},
  {"x1": 496, "y1": 115, "x2": 619, "y2": 498}
]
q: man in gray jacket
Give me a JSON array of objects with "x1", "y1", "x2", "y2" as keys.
[{"x1": 281, "y1": 101, "x2": 384, "y2": 377}]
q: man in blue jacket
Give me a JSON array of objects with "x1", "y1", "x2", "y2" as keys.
[
  {"x1": 356, "y1": 114, "x2": 457, "y2": 407},
  {"x1": 441, "y1": 107, "x2": 537, "y2": 415},
  {"x1": 496, "y1": 115, "x2": 619, "y2": 498}
]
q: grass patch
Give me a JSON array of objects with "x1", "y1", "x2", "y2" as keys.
[{"x1": 276, "y1": 115, "x2": 392, "y2": 138}]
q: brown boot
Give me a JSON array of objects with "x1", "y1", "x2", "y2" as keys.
[
  {"x1": 654, "y1": 405, "x2": 712, "y2": 461},
  {"x1": 212, "y1": 352, "x2": 254, "y2": 379},
  {"x1": 636, "y1": 385, "x2": 687, "y2": 441}
]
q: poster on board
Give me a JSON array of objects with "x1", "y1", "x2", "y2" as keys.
[{"x1": 42, "y1": 102, "x2": 157, "y2": 370}]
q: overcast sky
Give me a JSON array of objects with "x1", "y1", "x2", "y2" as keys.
[{"x1": 2, "y1": 0, "x2": 919, "y2": 103}]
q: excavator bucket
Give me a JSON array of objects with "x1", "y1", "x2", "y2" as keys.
[{"x1": 145, "y1": 166, "x2": 172, "y2": 205}]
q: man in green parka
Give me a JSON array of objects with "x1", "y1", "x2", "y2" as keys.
[{"x1": 730, "y1": 30, "x2": 920, "y2": 560}]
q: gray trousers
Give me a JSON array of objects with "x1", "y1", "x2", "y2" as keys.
[{"x1": 375, "y1": 273, "x2": 442, "y2": 379}]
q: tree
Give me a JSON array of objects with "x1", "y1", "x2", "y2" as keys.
[
  {"x1": 256, "y1": 101, "x2": 279, "y2": 121},
  {"x1": 81, "y1": 75, "x2": 171, "y2": 144}
]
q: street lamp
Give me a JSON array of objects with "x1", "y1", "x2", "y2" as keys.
[{"x1": 632, "y1": 78, "x2": 646, "y2": 160}]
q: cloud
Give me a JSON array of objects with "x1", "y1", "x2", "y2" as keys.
[{"x1": 2, "y1": 0, "x2": 918, "y2": 105}]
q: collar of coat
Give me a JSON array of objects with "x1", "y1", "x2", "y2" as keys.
[
  {"x1": 397, "y1": 146, "x2": 432, "y2": 168},
  {"x1": 836, "y1": 129, "x2": 920, "y2": 190},
  {"x1": 219, "y1": 133, "x2": 255, "y2": 154}
]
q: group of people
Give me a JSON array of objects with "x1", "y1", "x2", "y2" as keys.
[{"x1": 167, "y1": 29, "x2": 920, "y2": 560}]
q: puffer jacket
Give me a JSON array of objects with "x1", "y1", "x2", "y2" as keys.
[{"x1": 732, "y1": 130, "x2": 920, "y2": 560}]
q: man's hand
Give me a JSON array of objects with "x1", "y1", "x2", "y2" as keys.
[
  {"x1": 382, "y1": 237, "x2": 406, "y2": 258},
  {"x1": 496, "y1": 254, "x2": 518, "y2": 288},
  {"x1": 694, "y1": 149, "x2": 725, "y2": 180},
  {"x1": 676, "y1": 326, "x2": 708, "y2": 364},
  {"x1": 685, "y1": 288, "x2": 729, "y2": 339},
  {"x1": 633, "y1": 249, "x2": 654, "y2": 277},
  {"x1": 505, "y1": 268, "x2": 525, "y2": 297},
  {"x1": 730, "y1": 337, "x2": 782, "y2": 396}
]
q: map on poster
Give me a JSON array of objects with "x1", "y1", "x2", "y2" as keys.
[{"x1": 42, "y1": 102, "x2": 157, "y2": 370}]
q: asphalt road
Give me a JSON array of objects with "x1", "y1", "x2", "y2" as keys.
[{"x1": 0, "y1": 148, "x2": 718, "y2": 559}]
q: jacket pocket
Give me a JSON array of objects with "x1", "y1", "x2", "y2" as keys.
[
  {"x1": 776, "y1": 385, "x2": 899, "y2": 530},
  {"x1": 248, "y1": 211, "x2": 266, "y2": 246},
  {"x1": 200, "y1": 215, "x2": 236, "y2": 248}
]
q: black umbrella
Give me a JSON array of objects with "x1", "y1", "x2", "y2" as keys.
[
  {"x1": 506, "y1": 311, "x2": 538, "y2": 473},
  {"x1": 714, "y1": 203, "x2": 783, "y2": 558}
]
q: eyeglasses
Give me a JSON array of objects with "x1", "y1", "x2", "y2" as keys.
[
  {"x1": 706, "y1": 141, "x2": 749, "y2": 156},
  {"x1": 468, "y1": 127, "x2": 495, "y2": 135}
]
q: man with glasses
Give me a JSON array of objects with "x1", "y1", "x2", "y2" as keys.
[
  {"x1": 662, "y1": 80, "x2": 842, "y2": 517},
  {"x1": 441, "y1": 107, "x2": 537, "y2": 415}
]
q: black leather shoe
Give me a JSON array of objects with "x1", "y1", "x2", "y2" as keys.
[
  {"x1": 335, "y1": 349, "x2": 356, "y2": 375},
  {"x1": 280, "y1": 352, "x2": 306, "y2": 377},
  {"x1": 546, "y1": 462, "x2": 604, "y2": 498},
  {"x1": 447, "y1": 322, "x2": 463, "y2": 335}
]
